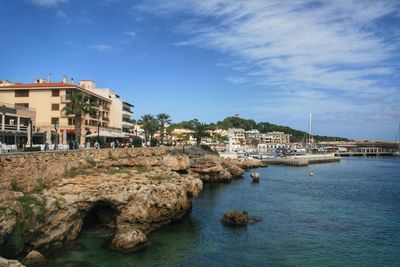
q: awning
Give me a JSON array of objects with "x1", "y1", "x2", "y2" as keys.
[{"x1": 86, "y1": 131, "x2": 128, "y2": 138}]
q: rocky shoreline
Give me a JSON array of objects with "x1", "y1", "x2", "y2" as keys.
[{"x1": 0, "y1": 147, "x2": 266, "y2": 263}]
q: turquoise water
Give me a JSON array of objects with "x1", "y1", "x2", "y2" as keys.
[{"x1": 41, "y1": 157, "x2": 400, "y2": 267}]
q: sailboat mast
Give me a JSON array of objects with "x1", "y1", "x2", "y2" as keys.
[{"x1": 308, "y1": 113, "x2": 312, "y2": 145}]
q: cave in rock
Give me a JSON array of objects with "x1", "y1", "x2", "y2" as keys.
[{"x1": 81, "y1": 201, "x2": 119, "y2": 230}]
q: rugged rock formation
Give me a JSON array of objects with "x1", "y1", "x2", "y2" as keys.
[
  {"x1": 189, "y1": 156, "x2": 265, "y2": 182},
  {"x1": 0, "y1": 256, "x2": 25, "y2": 267},
  {"x1": 221, "y1": 210, "x2": 249, "y2": 226},
  {"x1": 221, "y1": 210, "x2": 262, "y2": 226},
  {"x1": 250, "y1": 172, "x2": 260, "y2": 183},
  {"x1": 22, "y1": 250, "x2": 45, "y2": 265},
  {"x1": 0, "y1": 147, "x2": 266, "y2": 259}
]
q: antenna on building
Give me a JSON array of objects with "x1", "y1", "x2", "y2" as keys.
[
  {"x1": 62, "y1": 75, "x2": 67, "y2": 83},
  {"x1": 48, "y1": 73, "x2": 53, "y2": 82}
]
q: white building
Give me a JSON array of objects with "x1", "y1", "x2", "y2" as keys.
[{"x1": 80, "y1": 80, "x2": 134, "y2": 134}]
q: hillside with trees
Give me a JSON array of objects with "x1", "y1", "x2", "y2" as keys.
[{"x1": 168, "y1": 116, "x2": 350, "y2": 142}]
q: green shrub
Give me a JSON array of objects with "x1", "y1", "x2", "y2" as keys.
[
  {"x1": 23, "y1": 146, "x2": 41, "y2": 152},
  {"x1": 132, "y1": 136, "x2": 143, "y2": 147},
  {"x1": 200, "y1": 144, "x2": 218, "y2": 155},
  {"x1": 4, "y1": 194, "x2": 45, "y2": 255},
  {"x1": 64, "y1": 167, "x2": 92, "y2": 178},
  {"x1": 150, "y1": 138, "x2": 158, "y2": 147},
  {"x1": 33, "y1": 178, "x2": 48, "y2": 193},
  {"x1": 136, "y1": 165, "x2": 149, "y2": 174},
  {"x1": 11, "y1": 181, "x2": 22, "y2": 192}
]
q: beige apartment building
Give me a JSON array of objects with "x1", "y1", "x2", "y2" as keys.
[
  {"x1": 0, "y1": 78, "x2": 112, "y2": 144},
  {"x1": 79, "y1": 80, "x2": 134, "y2": 135},
  {"x1": 261, "y1": 131, "x2": 291, "y2": 144}
]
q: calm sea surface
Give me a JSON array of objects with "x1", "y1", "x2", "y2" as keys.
[{"x1": 41, "y1": 157, "x2": 400, "y2": 267}]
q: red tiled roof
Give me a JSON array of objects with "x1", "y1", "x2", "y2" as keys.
[{"x1": 0, "y1": 82, "x2": 76, "y2": 89}]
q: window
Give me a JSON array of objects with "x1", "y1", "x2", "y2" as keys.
[
  {"x1": 51, "y1": 117, "x2": 59, "y2": 125},
  {"x1": 52, "y1": 90, "x2": 60, "y2": 97},
  {"x1": 68, "y1": 118, "x2": 75, "y2": 125},
  {"x1": 15, "y1": 90, "x2": 29, "y2": 97},
  {"x1": 15, "y1": 103, "x2": 29, "y2": 109},
  {"x1": 51, "y1": 104, "x2": 59, "y2": 111}
]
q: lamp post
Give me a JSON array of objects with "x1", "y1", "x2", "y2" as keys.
[
  {"x1": 54, "y1": 121, "x2": 58, "y2": 150},
  {"x1": 29, "y1": 118, "x2": 33, "y2": 148},
  {"x1": 97, "y1": 122, "x2": 100, "y2": 148}
]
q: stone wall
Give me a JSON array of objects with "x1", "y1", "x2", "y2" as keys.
[{"x1": 0, "y1": 148, "x2": 167, "y2": 192}]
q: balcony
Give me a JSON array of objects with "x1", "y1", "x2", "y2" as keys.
[
  {"x1": 60, "y1": 95, "x2": 71, "y2": 103},
  {"x1": 102, "y1": 117, "x2": 110, "y2": 121},
  {"x1": 0, "y1": 123, "x2": 28, "y2": 132},
  {"x1": 122, "y1": 107, "x2": 133, "y2": 114}
]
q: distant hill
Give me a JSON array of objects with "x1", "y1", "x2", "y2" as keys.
[
  {"x1": 214, "y1": 116, "x2": 350, "y2": 142},
  {"x1": 170, "y1": 116, "x2": 350, "y2": 142}
]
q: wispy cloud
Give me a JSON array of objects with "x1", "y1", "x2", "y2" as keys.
[
  {"x1": 137, "y1": 0, "x2": 400, "y2": 137},
  {"x1": 125, "y1": 31, "x2": 137, "y2": 37},
  {"x1": 88, "y1": 44, "x2": 113, "y2": 51},
  {"x1": 30, "y1": 0, "x2": 67, "y2": 7},
  {"x1": 56, "y1": 10, "x2": 67, "y2": 18}
]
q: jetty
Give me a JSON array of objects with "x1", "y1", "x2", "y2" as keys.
[{"x1": 263, "y1": 153, "x2": 340, "y2": 166}]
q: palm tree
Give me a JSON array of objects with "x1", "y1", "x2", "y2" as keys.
[
  {"x1": 193, "y1": 122, "x2": 209, "y2": 146},
  {"x1": 156, "y1": 113, "x2": 171, "y2": 144},
  {"x1": 140, "y1": 114, "x2": 159, "y2": 145},
  {"x1": 62, "y1": 92, "x2": 96, "y2": 145}
]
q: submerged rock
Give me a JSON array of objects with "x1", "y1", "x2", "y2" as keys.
[
  {"x1": 22, "y1": 250, "x2": 45, "y2": 265},
  {"x1": 250, "y1": 172, "x2": 260, "y2": 183},
  {"x1": 110, "y1": 229, "x2": 148, "y2": 252},
  {"x1": 221, "y1": 210, "x2": 249, "y2": 226}
]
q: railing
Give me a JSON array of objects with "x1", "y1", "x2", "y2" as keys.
[
  {"x1": 122, "y1": 107, "x2": 133, "y2": 113},
  {"x1": 102, "y1": 117, "x2": 110, "y2": 121},
  {"x1": 1, "y1": 124, "x2": 28, "y2": 132},
  {"x1": 60, "y1": 95, "x2": 71, "y2": 102},
  {"x1": 0, "y1": 101, "x2": 36, "y2": 112}
]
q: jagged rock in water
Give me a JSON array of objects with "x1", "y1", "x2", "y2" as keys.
[
  {"x1": 221, "y1": 210, "x2": 249, "y2": 226},
  {"x1": 250, "y1": 172, "x2": 260, "y2": 183},
  {"x1": 22, "y1": 250, "x2": 45, "y2": 265},
  {"x1": 110, "y1": 228, "x2": 148, "y2": 252}
]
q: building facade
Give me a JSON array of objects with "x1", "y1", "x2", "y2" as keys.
[
  {"x1": 0, "y1": 102, "x2": 36, "y2": 145},
  {"x1": 80, "y1": 80, "x2": 134, "y2": 135},
  {"x1": 0, "y1": 78, "x2": 112, "y2": 144}
]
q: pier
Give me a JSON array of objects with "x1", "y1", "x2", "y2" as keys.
[
  {"x1": 263, "y1": 154, "x2": 340, "y2": 166},
  {"x1": 335, "y1": 152, "x2": 395, "y2": 157}
]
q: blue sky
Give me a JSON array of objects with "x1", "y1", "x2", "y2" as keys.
[{"x1": 1, "y1": 0, "x2": 400, "y2": 140}]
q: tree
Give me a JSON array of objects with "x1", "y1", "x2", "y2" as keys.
[
  {"x1": 140, "y1": 114, "x2": 159, "y2": 145},
  {"x1": 166, "y1": 125, "x2": 174, "y2": 144},
  {"x1": 62, "y1": 92, "x2": 96, "y2": 145},
  {"x1": 193, "y1": 122, "x2": 210, "y2": 146},
  {"x1": 156, "y1": 113, "x2": 171, "y2": 145}
]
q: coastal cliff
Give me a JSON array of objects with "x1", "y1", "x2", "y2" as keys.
[{"x1": 0, "y1": 147, "x2": 265, "y2": 260}]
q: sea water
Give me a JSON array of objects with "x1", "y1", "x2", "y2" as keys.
[{"x1": 40, "y1": 157, "x2": 400, "y2": 267}]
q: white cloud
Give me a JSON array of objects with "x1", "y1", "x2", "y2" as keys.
[
  {"x1": 88, "y1": 44, "x2": 113, "y2": 51},
  {"x1": 30, "y1": 0, "x2": 67, "y2": 7},
  {"x1": 56, "y1": 10, "x2": 67, "y2": 18},
  {"x1": 137, "y1": 0, "x2": 400, "y2": 139},
  {"x1": 125, "y1": 31, "x2": 137, "y2": 37}
]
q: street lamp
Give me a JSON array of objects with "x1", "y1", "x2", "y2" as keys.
[
  {"x1": 97, "y1": 122, "x2": 100, "y2": 148},
  {"x1": 29, "y1": 118, "x2": 33, "y2": 148},
  {"x1": 54, "y1": 121, "x2": 58, "y2": 150}
]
